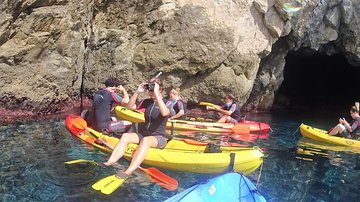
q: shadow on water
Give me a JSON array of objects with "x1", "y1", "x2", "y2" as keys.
[{"x1": 1, "y1": 111, "x2": 360, "y2": 201}]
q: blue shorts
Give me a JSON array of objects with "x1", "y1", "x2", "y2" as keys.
[
  {"x1": 136, "y1": 130, "x2": 168, "y2": 149},
  {"x1": 229, "y1": 117, "x2": 239, "y2": 124}
]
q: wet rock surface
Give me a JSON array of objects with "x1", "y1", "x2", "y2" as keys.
[{"x1": 1, "y1": 0, "x2": 360, "y2": 122}]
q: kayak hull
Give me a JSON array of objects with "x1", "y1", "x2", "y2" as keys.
[
  {"x1": 115, "y1": 106, "x2": 270, "y2": 133},
  {"x1": 65, "y1": 115, "x2": 264, "y2": 174},
  {"x1": 165, "y1": 172, "x2": 267, "y2": 202},
  {"x1": 299, "y1": 123, "x2": 360, "y2": 148}
]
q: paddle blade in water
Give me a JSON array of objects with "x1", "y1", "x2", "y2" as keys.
[
  {"x1": 139, "y1": 167, "x2": 178, "y2": 191},
  {"x1": 64, "y1": 159, "x2": 98, "y2": 172}
]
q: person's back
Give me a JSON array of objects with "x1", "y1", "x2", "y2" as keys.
[
  {"x1": 92, "y1": 88, "x2": 121, "y2": 131},
  {"x1": 90, "y1": 77, "x2": 131, "y2": 134}
]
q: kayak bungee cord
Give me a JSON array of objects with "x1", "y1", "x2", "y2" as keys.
[{"x1": 255, "y1": 160, "x2": 264, "y2": 189}]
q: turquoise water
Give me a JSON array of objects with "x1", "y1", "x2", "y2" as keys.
[{"x1": 1, "y1": 111, "x2": 359, "y2": 201}]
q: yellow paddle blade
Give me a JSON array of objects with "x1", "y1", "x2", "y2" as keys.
[
  {"x1": 64, "y1": 159, "x2": 98, "y2": 166},
  {"x1": 199, "y1": 102, "x2": 220, "y2": 109}
]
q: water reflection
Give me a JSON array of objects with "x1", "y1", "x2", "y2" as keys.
[{"x1": 1, "y1": 113, "x2": 359, "y2": 201}]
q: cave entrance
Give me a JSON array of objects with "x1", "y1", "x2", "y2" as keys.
[{"x1": 274, "y1": 51, "x2": 360, "y2": 115}]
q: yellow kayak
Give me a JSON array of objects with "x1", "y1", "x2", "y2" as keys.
[
  {"x1": 115, "y1": 106, "x2": 271, "y2": 133},
  {"x1": 65, "y1": 115, "x2": 264, "y2": 174},
  {"x1": 297, "y1": 137, "x2": 360, "y2": 154},
  {"x1": 299, "y1": 123, "x2": 360, "y2": 149}
]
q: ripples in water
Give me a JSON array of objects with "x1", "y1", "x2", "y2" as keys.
[{"x1": 1, "y1": 113, "x2": 360, "y2": 201}]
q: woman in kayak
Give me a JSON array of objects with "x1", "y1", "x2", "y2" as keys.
[
  {"x1": 85, "y1": 77, "x2": 132, "y2": 136},
  {"x1": 167, "y1": 88, "x2": 187, "y2": 119},
  {"x1": 103, "y1": 78, "x2": 171, "y2": 182},
  {"x1": 213, "y1": 94, "x2": 244, "y2": 123},
  {"x1": 329, "y1": 102, "x2": 360, "y2": 139}
]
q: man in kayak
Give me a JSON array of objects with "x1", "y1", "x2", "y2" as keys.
[
  {"x1": 213, "y1": 94, "x2": 244, "y2": 123},
  {"x1": 103, "y1": 78, "x2": 171, "y2": 184},
  {"x1": 328, "y1": 102, "x2": 360, "y2": 139},
  {"x1": 86, "y1": 77, "x2": 132, "y2": 135},
  {"x1": 167, "y1": 88, "x2": 187, "y2": 120}
]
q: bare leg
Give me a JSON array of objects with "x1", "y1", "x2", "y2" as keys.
[
  {"x1": 217, "y1": 115, "x2": 228, "y2": 123},
  {"x1": 328, "y1": 124, "x2": 345, "y2": 135},
  {"x1": 124, "y1": 136, "x2": 158, "y2": 176},
  {"x1": 104, "y1": 132, "x2": 139, "y2": 166}
]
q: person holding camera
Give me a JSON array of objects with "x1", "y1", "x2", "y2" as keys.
[
  {"x1": 103, "y1": 78, "x2": 171, "y2": 181},
  {"x1": 85, "y1": 77, "x2": 132, "y2": 135},
  {"x1": 328, "y1": 102, "x2": 360, "y2": 139}
]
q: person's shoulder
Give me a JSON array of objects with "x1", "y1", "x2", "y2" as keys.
[{"x1": 95, "y1": 88, "x2": 106, "y2": 95}]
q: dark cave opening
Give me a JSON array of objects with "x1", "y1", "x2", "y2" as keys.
[{"x1": 273, "y1": 52, "x2": 360, "y2": 115}]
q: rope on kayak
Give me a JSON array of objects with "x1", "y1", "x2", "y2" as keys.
[
  {"x1": 291, "y1": 126, "x2": 300, "y2": 138},
  {"x1": 239, "y1": 174, "x2": 257, "y2": 202},
  {"x1": 255, "y1": 161, "x2": 264, "y2": 188}
]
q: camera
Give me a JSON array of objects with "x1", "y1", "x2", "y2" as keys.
[{"x1": 144, "y1": 82, "x2": 155, "y2": 91}]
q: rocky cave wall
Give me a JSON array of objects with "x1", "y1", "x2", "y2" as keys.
[{"x1": 0, "y1": 0, "x2": 359, "y2": 119}]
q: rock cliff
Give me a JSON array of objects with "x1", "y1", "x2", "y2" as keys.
[{"x1": 0, "y1": 0, "x2": 359, "y2": 120}]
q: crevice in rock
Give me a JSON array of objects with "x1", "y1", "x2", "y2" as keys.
[{"x1": 80, "y1": 1, "x2": 97, "y2": 112}]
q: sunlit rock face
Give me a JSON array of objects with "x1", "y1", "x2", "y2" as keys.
[{"x1": 0, "y1": 0, "x2": 359, "y2": 118}]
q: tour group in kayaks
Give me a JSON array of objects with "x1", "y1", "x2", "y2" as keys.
[
  {"x1": 115, "y1": 106, "x2": 271, "y2": 134},
  {"x1": 65, "y1": 114, "x2": 264, "y2": 174}
]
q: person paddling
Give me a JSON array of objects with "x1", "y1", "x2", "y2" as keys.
[
  {"x1": 328, "y1": 102, "x2": 360, "y2": 139},
  {"x1": 212, "y1": 94, "x2": 244, "y2": 123},
  {"x1": 103, "y1": 78, "x2": 171, "y2": 184}
]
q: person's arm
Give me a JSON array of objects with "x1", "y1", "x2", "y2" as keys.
[
  {"x1": 127, "y1": 83, "x2": 146, "y2": 110},
  {"x1": 343, "y1": 119, "x2": 358, "y2": 132},
  {"x1": 116, "y1": 85, "x2": 129, "y2": 105},
  {"x1": 171, "y1": 110, "x2": 184, "y2": 119},
  {"x1": 214, "y1": 104, "x2": 234, "y2": 116},
  {"x1": 170, "y1": 102, "x2": 185, "y2": 119},
  {"x1": 153, "y1": 83, "x2": 170, "y2": 117}
]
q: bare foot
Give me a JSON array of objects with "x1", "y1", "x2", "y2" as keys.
[
  {"x1": 103, "y1": 161, "x2": 114, "y2": 166},
  {"x1": 115, "y1": 170, "x2": 129, "y2": 179}
]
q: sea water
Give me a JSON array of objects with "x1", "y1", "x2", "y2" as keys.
[{"x1": 0, "y1": 111, "x2": 359, "y2": 202}]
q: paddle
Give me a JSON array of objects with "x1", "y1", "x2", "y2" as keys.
[
  {"x1": 199, "y1": 101, "x2": 220, "y2": 109},
  {"x1": 65, "y1": 159, "x2": 178, "y2": 191},
  {"x1": 181, "y1": 138, "x2": 246, "y2": 147},
  {"x1": 72, "y1": 116, "x2": 118, "y2": 149},
  {"x1": 70, "y1": 116, "x2": 178, "y2": 191},
  {"x1": 169, "y1": 120, "x2": 250, "y2": 134}
]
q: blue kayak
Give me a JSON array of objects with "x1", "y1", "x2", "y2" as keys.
[{"x1": 165, "y1": 172, "x2": 266, "y2": 202}]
